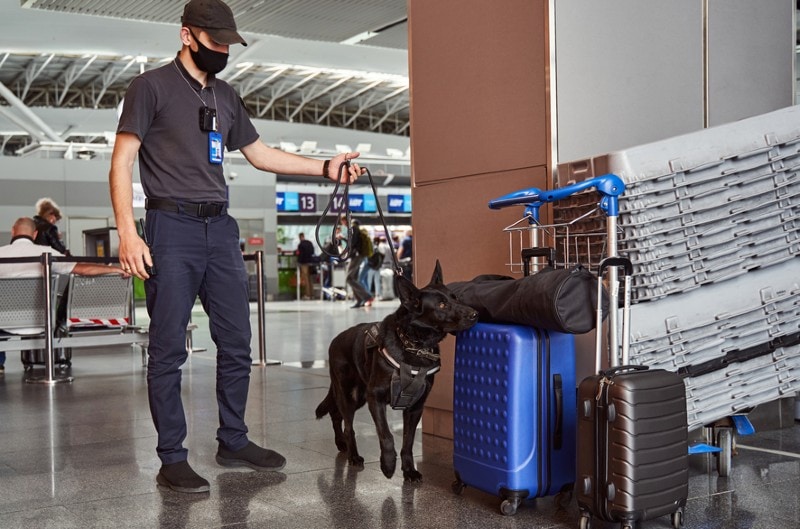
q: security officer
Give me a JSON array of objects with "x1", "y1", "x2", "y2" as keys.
[{"x1": 109, "y1": 0, "x2": 363, "y2": 494}]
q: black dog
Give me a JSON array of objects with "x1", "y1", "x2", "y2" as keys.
[{"x1": 315, "y1": 261, "x2": 478, "y2": 481}]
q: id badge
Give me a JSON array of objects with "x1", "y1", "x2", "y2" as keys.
[{"x1": 208, "y1": 131, "x2": 223, "y2": 164}]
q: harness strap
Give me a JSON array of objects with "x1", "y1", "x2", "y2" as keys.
[{"x1": 380, "y1": 347, "x2": 440, "y2": 376}]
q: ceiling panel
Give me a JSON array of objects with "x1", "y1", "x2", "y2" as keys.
[{"x1": 22, "y1": 0, "x2": 408, "y2": 47}]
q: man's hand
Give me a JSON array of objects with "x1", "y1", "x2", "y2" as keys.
[
  {"x1": 326, "y1": 152, "x2": 366, "y2": 183},
  {"x1": 118, "y1": 233, "x2": 153, "y2": 280}
]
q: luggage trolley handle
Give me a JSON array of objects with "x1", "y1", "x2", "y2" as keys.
[
  {"x1": 595, "y1": 257, "x2": 633, "y2": 372},
  {"x1": 489, "y1": 174, "x2": 625, "y2": 214}
]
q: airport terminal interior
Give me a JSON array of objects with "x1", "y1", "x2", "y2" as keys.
[
  {"x1": 2, "y1": 1, "x2": 800, "y2": 529},
  {"x1": 1, "y1": 301, "x2": 800, "y2": 529}
]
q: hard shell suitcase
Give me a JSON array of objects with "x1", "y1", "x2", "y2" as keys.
[
  {"x1": 452, "y1": 321, "x2": 577, "y2": 515},
  {"x1": 21, "y1": 347, "x2": 72, "y2": 371},
  {"x1": 576, "y1": 366, "x2": 688, "y2": 529},
  {"x1": 576, "y1": 257, "x2": 688, "y2": 529}
]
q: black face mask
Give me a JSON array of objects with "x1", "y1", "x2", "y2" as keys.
[{"x1": 189, "y1": 29, "x2": 229, "y2": 74}]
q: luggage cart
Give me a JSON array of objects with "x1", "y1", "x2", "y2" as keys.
[
  {"x1": 490, "y1": 175, "x2": 756, "y2": 479},
  {"x1": 490, "y1": 175, "x2": 691, "y2": 529}
]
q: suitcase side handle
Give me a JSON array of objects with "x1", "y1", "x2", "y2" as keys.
[
  {"x1": 602, "y1": 364, "x2": 648, "y2": 378},
  {"x1": 553, "y1": 373, "x2": 563, "y2": 450}
]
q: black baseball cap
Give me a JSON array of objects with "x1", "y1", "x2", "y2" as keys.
[{"x1": 181, "y1": 0, "x2": 248, "y2": 46}]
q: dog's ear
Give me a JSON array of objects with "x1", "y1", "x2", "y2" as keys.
[
  {"x1": 429, "y1": 259, "x2": 444, "y2": 286},
  {"x1": 395, "y1": 273, "x2": 421, "y2": 312}
]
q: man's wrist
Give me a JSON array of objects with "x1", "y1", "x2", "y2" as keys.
[{"x1": 322, "y1": 159, "x2": 330, "y2": 179}]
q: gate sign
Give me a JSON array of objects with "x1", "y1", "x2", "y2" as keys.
[
  {"x1": 388, "y1": 194, "x2": 412, "y2": 213},
  {"x1": 298, "y1": 193, "x2": 317, "y2": 212}
]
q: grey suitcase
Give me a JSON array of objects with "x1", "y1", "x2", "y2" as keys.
[
  {"x1": 575, "y1": 257, "x2": 688, "y2": 529},
  {"x1": 576, "y1": 366, "x2": 688, "y2": 529}
]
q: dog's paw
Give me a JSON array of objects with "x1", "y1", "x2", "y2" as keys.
[
  {"x1": 380, "y1": 456, "x2": 396, "y2": 479},
  {"x1": 403, "y1": 469, "x2": 423, "y2": 482},
  {"x1": 349, "y1": 454, "x2": 365, "y2": 468}
]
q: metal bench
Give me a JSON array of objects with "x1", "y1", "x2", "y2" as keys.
[{"x1": 0, "y1": 272, "x2": 149, "y2": 379}]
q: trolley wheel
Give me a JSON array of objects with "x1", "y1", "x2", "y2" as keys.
[
  {"x1": 500, "y1": 498, "x2": 519, "y2": 516},
  {"x1": 555, "y1": 488, "x2": 573, "y2": 509},
  {"x1": 579, "y1": 513, "x2": 592, "y2": 529},
  {"x1": 451, "y1": 479, "x2": 465, "y2": 495},
  {"x1": 717, "y1": 428, "x2": 733, "y2": 477},
  {"x1": 671, "y1": 508, "x2": 684, "y2": 528}
]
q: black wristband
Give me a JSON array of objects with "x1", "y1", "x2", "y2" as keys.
[{"x1": 322, "y1": 159, "x2": 330, "y2": 178}]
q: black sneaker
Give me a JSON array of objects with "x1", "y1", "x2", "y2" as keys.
[
  {"x1": 156, "y1": 460, "x2": 210, "y2": 493},
  {"x1": 216, "y1": 441, "x2": 286, "y2": 472}
]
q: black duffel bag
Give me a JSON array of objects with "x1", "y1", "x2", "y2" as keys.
[{"x1": 447, "y1": 265, "x2": 608, "y2": 334}]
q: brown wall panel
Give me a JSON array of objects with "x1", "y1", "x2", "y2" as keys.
[
  {"x1": 411, "y1": 167, "x2": 548, "y2": 286},
  {"x1": 408, "y1": 0, "x2": 549, "y2": 184}
]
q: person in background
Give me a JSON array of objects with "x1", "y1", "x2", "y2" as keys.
[
  {"x1": 375, "y1": 235, "x2": 394, "y2": 300},
  {"x1": 396, "y1": 228, "x2": 413, "y2": 282},
  {"x1": 0, "y1": 217, "x2": 128, "y2": 372},
  {"x1": 345, "y1": 219, "x2": 373, "y2": 308},
  {"x1": 108, "y1": 0, "x2": 364, "y2": 494},
  {"x1": 295, "y1": 232, "x2": 316, "y2": 300},
  {"x1": 33, "y1": 198, "x2": 70, "y2": 256}
]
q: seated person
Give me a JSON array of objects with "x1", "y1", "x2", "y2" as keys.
[{"x1": 0, "y1": 217, "x2": 127, "y2": 358}]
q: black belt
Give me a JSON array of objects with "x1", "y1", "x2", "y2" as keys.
[{"x1": 145, "y1": 198, "x2": 226, "y2": 217}]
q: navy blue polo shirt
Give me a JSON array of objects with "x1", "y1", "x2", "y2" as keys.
[{"x1": 117, "y1": 56, "x2": 259, "y2": 202}]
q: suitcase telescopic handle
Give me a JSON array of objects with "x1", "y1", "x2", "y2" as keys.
[
  {"x1": 595, "y1": 256, "x2": 634, "y2": 370},
  {"x1": 521, "y1": 247, "x2": 555, "y2": 276},
  {"x1": 597, "y1": 256, "x2": 633, "y2": 277}
]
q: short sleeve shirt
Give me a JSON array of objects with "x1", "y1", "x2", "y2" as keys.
[
  {"x1": 0, "y1": 238, "x2": 75, "y2": 277},
  {"x1": 116, "y1": 56, "x2": 259, "y2": 202}
]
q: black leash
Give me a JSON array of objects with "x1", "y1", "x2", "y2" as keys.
[{"x1": 314, "y1": 161, "x2": 403, "y2": 276}]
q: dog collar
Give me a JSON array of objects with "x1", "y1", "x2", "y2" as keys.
[
  {"x1": 380, "y1": 348, "x2": 440, "y2": 376},
  {"x1": 395, "y1": 327, "x2": 440, "y2": 362}
]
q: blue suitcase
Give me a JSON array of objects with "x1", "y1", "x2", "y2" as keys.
[{"x1": 451, "y1": 322, "x2": 577, "y2": 515}]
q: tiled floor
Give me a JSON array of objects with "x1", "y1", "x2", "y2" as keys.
[{"x1": 1, "y1": 299, "x2": 800, "y2": 528}]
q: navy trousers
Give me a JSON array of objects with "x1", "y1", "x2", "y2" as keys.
[{"x1": 144, "y1": 209, "x2": 252, "y2": 464}]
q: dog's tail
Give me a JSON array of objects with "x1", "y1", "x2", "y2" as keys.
[{"x1": 315, "y1": 389, "x2": 334, "y2": 419}]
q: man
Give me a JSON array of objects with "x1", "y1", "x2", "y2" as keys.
[
  {"x1": 295, "y1": 233, "x2": 316, "y2": 300},
  {"x1": 109, "y1": 0, "x2": 363, "y2": 494},
  {"x1": 0, "y1": 217, "x2": 127, "y2": 370}
]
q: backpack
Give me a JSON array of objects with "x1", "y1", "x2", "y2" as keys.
[
  {"x1": 367, "y1": 251, "x2": 383, "y2": 270},
  {"x1": 360, "y1": 228, "x2": 374, "y2": 257}
]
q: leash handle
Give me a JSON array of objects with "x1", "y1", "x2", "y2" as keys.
[
  {"x1": 315, "y1": 160, "x2": 353, "y2": 261},
  {"x1": 314, "y1": 161, "x2": 403, "y2": 276}
]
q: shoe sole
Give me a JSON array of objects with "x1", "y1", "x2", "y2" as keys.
[
  {"x1": 156, "y1": 473, "x2": 210, "y2": 494},
  {"x1": 215, "y1": 454, "x2": 286, "y2": 472}
]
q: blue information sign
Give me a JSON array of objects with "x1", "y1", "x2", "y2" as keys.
[{"x1": 387, "y1": 194, "x2": 412, "y2": 213}]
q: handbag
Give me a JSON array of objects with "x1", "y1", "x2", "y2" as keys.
[{"x1": 447, "y1": 265, "x2": 608, "y2": 334}]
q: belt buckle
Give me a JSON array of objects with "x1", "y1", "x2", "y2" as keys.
[{"x1": 197, "y1": 203, "x2": 217, "y2": 217}]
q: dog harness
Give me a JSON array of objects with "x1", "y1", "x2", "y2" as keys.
[{"x1": 364, "y1": 324, "x2": 440, "y2": 410}]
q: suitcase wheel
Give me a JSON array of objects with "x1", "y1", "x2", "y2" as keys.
[
  {"x1": 671, "y1": 508, "x2": 684, "y2": 528},
  {"x1": 451, "y1": 478, "x2": 465, "y2": 495},
  {"x1": 500, "y1": 497, "x2": 520, "y2": 516},
  {"x1": 579, "y1": 513, "x2": 591, "y2": 529}
]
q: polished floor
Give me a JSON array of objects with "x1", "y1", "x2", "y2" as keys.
[{"x1": 2, "y1": 298, "x2": 800, "y2": 529}]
